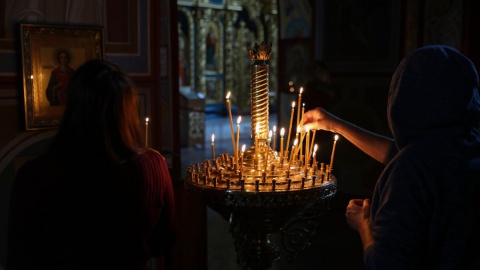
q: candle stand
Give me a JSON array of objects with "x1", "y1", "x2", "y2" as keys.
[{"x1": 185, "y1": 42, "x2": 337, "y2": 269}]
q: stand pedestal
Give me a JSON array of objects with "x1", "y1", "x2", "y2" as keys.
[{"x1": 185, "y1": 180, "x2": 336, "y2": 269}]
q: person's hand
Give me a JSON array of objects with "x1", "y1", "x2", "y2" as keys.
[
  {"x1": 302, "y1": 107, "x2": 338, "y2": 132},
  {"x1": 345, "y1": 198, "x2": 371, "y2": 231}
]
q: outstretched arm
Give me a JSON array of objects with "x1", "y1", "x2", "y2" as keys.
[{"x1": 302, "y1": 107, "x2": 394, "y2": 163}]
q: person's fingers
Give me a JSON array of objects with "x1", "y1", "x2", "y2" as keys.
[{"x1": 362, "y1": 198, "x2": 371, "y2": 218}]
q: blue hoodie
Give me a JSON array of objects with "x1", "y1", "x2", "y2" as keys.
[{"x1": 366, "y1": 45, "x2": 480, "y2": 269}]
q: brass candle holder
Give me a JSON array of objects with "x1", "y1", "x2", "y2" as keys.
[{"x1": 185, "y1": 41, "x2": 337, "y2": 270}]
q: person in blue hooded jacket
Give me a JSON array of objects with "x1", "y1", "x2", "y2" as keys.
[{"x1": 302, "y1": 45, "x2": 480, "y2": 269}]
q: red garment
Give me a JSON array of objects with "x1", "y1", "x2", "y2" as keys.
[{"x1": 7, "y1": 149, "x2": 175, "y2": 270}]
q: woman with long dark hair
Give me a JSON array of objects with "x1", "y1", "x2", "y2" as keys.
[{"x1": 8, "y1": 60, "x2": 175, "y2": 269}]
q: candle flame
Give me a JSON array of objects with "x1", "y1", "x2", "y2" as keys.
[
  {"x1": 334, "y1": 134, "x2": 339, "y2": 141},
  {"x1": 273, "y1": 125, "x2": 276, "y2": 133},
  {"x1": 226, "y1": 91, "x2": 231, "y2": 99},
  {"x1": 269, "y1": 130, "x2": 273, "y2": 138},
  {"x1": 242, "y1": 144, "x2": 246, "y2": 153},
  {"x1": 294, "y1": 138, "x2": 298, "y2": 146},
  {"x1": 212, "y1": 134, "x2": 215, "y2": 143},
  {"x1": 237, "y1": 116, "x2": 242, "y2": 124},
  {"x1": 145, "y1": 117, "x2": 149, "y2": 123},
  {"x1": 306, "y1": 126, "x2": 309, "y2": 133},
  {"x1": 280, "y1": 127, "x2": 285, "y2": 137},
  {"x1": 300, "y1": 87, "x2": 303, "y2": 94},
  {"x1": 313, "y1": 144, "x2": 318, "y2": 153},
  {"x1": 291, "y1": 101, "x2": 295, "y2": 108},
  {"x1": 296, "y1": 125, "x2": 301, "y2": 133}
]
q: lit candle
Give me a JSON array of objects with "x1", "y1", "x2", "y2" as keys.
[
  {"x1": 272, "y1": 125, "x2": 277, "y2": 151},
  {"x1": 296, "y1": 125, "x2": 301, "y2": 158},
  {"x1": 226, "y1": 92, "x2": 236, "y2": 157},
  {"x1": 241, "y1": 144, "x2": 246, "y2": 171},
  {"x1": 301, "y1": 103, "x2": 305, "y2": 124},
  {"x1": 309, "y1": 129, "x2": 317, "y2": 159},
  {"x1": 236, "y1": 116, "x2": 242, "y2": 163},
  {"x1": 296, "y1": 87, "x2": 303, "y2": 128},
  {"x1": 330, "y1": 134, "x2": 339, "y2": 171},
  {"x1": 289, "y1": 139, "x2": 298, "y2": 168},
  {"x1": 305, "y1": 126, "x2": 310, "y2": 170},
  {"x1": 286, "y1": 101, "x2": 295, "y2": 158},
  {"x1": 280, "y1": 127, "x2": 285, "y2": 161},
  {"x1": 265, "y1": 130, "x2": 272, "y2": 171},
  {"x1": 211, "y1": 134, "x2": 216, "y2": 160},
  {"x1": 145, "y1": 117, "x2": 149, "y2": 147}
]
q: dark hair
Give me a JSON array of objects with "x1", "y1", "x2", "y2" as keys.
[{"x1": 51, "y1": 59, "x2": 145, "y2": 164}]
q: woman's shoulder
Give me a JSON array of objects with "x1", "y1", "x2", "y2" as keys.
[{"x1": 130, "y1": 148, "x2": 168, "y2": 168}]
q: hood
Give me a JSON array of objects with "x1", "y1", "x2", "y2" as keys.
[{"x1": 387, "y1": 45, "x2": 480, "y2": 149}]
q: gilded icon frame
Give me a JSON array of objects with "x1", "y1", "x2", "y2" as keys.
[{"x1": 20, "y1": 24, "x2": 104, "y2": 130}]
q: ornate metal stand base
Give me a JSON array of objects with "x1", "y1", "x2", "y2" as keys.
[{"x1": 185, "y1": 179, "x2": 336, "y2": 269}]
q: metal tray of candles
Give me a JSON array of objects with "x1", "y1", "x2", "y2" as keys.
[{"x1": 185, "y1": 140, "x2": 337, "y2": 269}]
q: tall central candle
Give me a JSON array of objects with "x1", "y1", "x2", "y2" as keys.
[
  {"x1": 145, "y1": 117, "x2": 149, "y2": 147},
  {"x1": 330, "y1": 134, "x2": 339, "y2": 171},
  {"x1": 286, "y1": 101, "x2": 295, "y2": 158},
  {"x1": 226, "y1": 92, "x2": 236, "y2": 157}
]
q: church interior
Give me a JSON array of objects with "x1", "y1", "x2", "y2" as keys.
[{"x1": 1, "y1": 0, "x2": 479, "y2": 269}]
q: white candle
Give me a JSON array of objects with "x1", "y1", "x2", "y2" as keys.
[{"x1": 145, "y1": 117, "x2": 149, "y2": 147}]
